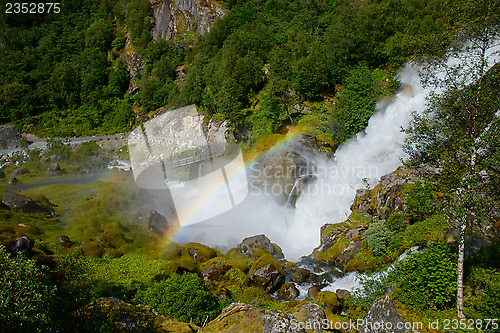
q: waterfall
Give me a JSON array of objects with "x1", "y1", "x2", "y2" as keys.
[
  {"x1": 175, "y1": 65, "x2": 430, "y2": 261},
  {"x1": 282, "y1": 65, "x2": 429, "y2": 260}
]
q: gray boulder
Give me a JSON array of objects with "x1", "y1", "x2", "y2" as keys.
[
  {"x1": 2, "y1": 192, "x2": 45, "y2": 212},
  {"x1": 237, "y1": 234, "x2": 284, "y2": 261},
  {"x1": 249, "y1": 254, "x2": 285, "y2": 293},
  {"x1": 0, "y1": 125, "x2": 22, "y2": 149},
  {"x1": 141, "y1": 210, "x2": 171, "y2": 235},
  {"x1": 359, "y1": 295, "x2": 418, "y2": 333}
]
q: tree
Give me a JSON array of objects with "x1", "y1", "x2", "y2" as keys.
[{"x1": 403, "y1": 0, "x2": 500, "y2": 317}]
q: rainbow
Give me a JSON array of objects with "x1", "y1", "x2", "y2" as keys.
[{"x1": 161, "y1": 127, "x2": 306, "y2": 248}]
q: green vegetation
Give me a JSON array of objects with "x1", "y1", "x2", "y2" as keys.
[
  {"x1": 134, "y1": 273, "x2": 221, "y2": 326},
  {"x1": 352, "y1": 243, "x2": 457, "y2": 311},
  {"x1": 0, "y1": 245, "x2": 57, "y2": 331},
  {"x1": 363, "y1": 220, "x2": 395, "y2": 257}
]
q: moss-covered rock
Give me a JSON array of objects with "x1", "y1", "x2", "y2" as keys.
[
  {"x1": 181, "y1": 242, "x2": 217, "y2": 263},
  {"x1": 81, "y1": 240, "x2": 105, "y2": 258},
  {"x1": 315, "y1": 291, "x2": 341, "y2": 314},
  {"x1": 236, "y1": 234, "x2": 284, "y2": 261},
  {"x1": 314, "y1": 235, "x2": 350, "y2": 265},
  {"x1": 204, "y1": 302, "x2": 304, "y2": 333},
  {"x1": 292, "y1": 267, "x2": 311, "y2": 284},
  {"x1": 74, "y1": 297, "x2": 162, "y2": 332},
  {"x1": 248, "y1": 253, "x2": 285, "y2": 293},
  {"x1": 224, "y1": 247, "x2": 254, "y2": 272},
  {"x1": 158, "y1": 242, "x2": 182, "y2": 260},
  {"x1": 280, "y1": 282, "x2": 299, "y2": 301}
]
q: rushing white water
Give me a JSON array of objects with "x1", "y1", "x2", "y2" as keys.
[{"x1": 282, "y1": 65, "x2": 428, "y2": 260}]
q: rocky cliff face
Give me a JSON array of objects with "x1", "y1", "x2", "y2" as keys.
[{"x1": 150, "y1": 0, "x2": 226, "y2": 40}]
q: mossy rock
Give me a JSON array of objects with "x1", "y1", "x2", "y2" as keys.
[
  {"x1": 280, "y1": 282, "x2": 299, "y2": 300},
  {"x1": 249, "y1": 253, "x2": 285, "y2": 293},
  {"x1": 158, "y1": 242, "x2": 182, "y2": 261},
  {"x1": 315, "y1": 291, "x2": 341, "y2": 314},
  {"x1": 201, "y1": 257, "x2": 249, "y2": 287},
  {"x1": 161, "y1": 317, "x2": 199, "y2": 333},
  {"x1": 225, "y1": 248, "x2": 254, "y2": 272},
  {"x1": 74, "y1": 297, "x2": 161, "y2": 332},
  {"x1": 181, "y1": 242, "x2": 217, "y2": 263},
  {"x1": 82, "y1": 241, "x2": 105, "y2": 258},
  {"x1": 344, "y1": 246, "x2": 394, "y2": 272},
  {"x1": 314, "y1": 235, "x2": 350, "y2": 265},
  {"x1": 176, "y1": 257, "x2": 198, "y2": 273}
]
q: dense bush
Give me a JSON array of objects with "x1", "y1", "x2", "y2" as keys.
[
  {"x1": 353, "y1": 243, "x2": 457, "y2": 311},
  {"x1": 405, "y1": 181, "x2": 440, "y2": 223},
  {"x1": 0, "y1": 245, "x2": 57, "y2": 332},
  {"x1": 134, "y1": 272, "x2": 221, "y2": 326},
  {"x1": 394, "y1": 242, "x2": 456, "y2": 310},
  {"x1": 465, "y1": 268, "x2": 500, "y2": 328},
  {"x1": 363, "y1": 220, "x2": 395, "y2": 256}
]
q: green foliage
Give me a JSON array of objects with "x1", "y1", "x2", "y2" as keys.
[
  {"x1": 465, "y1": 268, "x2": 500, "y2": 327},
  {"x1": 134, "y1": 272, "x2": 221, "y2": 326},
  {"x1": 85, "y1": 252, "x2": 169, "y2": 299},
  {"x1": 363, "y1": 220, "x2": 395, "y2": 257},
  {"x1": 405, "y1": 181, "x2": 440, "y2": 223},
  {"x1": 0, "y1": 245, "x2": 57, "y2": 331},
  {"x1": 395, "y1": 243, "x2": 457, "y2": 310},
  {"x1": 353, "y1": 243, "x2": 457, "y2": 311}
]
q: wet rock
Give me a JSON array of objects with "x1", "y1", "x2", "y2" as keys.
[
  {"x1": 201, "y1": 258, "x2": 232, "y2": 282},
  {"x1": 307, "y1": 285, "x2": 321, "y2": 300},
  {"x1": 335, "y1": 289, "x2": 351, "y2": 305},
  {"x1": 316, "y1": 291, "x2": 341, "y2": 314},
  {"x1": 237, "y1": 234, "x2": 284, "y2": 261},
  {"x1": 360, "y1": 295, "x2": 415, "y2": 333},
  {"x1": 6, "y1": 235, "x2": 34, "y2": 255},
  {"x1": 1, "y1": 192, "x2": 45, "y2": 213},
  {"x1": 292, "y1": 267, "x2": 311, "y2": 284},
  {"x1": 249, "y1": 253, "x2": 285, "y2": 293},
  {"x1": 346, "y1": 229, "x2": 359, "y2": 241},
  {"x1": 204, "y1": 302, "x2": 305, "y2": 333},
  {"x1": 151, "y1": 0, "x2": 227, "y2": 41},
  {"x1": 280, "y1": 282, "x2": 299, "y2": 300},
  {"x1": 0, "y1": 125, "x2": 22, "y2": 149},
  {"x1": 335, "y1": 240, "x2": 361, "y2": 270},
  {"x1": 142, "y1": 210, "x2": 172, "y2": 235}
]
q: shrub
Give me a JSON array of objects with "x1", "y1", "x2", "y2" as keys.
[
  {"x1": 394, "y1": 242, "x2": 456, "y2": 310},
  {"x1": 352, "y1": 243, "x2": 456, "y2": 311},
  {"x1": 405, "y1": 181, "x2": 439, "y2": 223},
  {"x1": 465, "y1": 268, "x2": 500, "y2": 327},
  {"x1": 134, "y1": 273, "x2": 221, "y2": 326},
  {"x1": 363, "y1": 220, "x2": 395, "y2": 256},
  {"x1": 0, "y1": 245, "x2": 57, "y2": 331}
]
